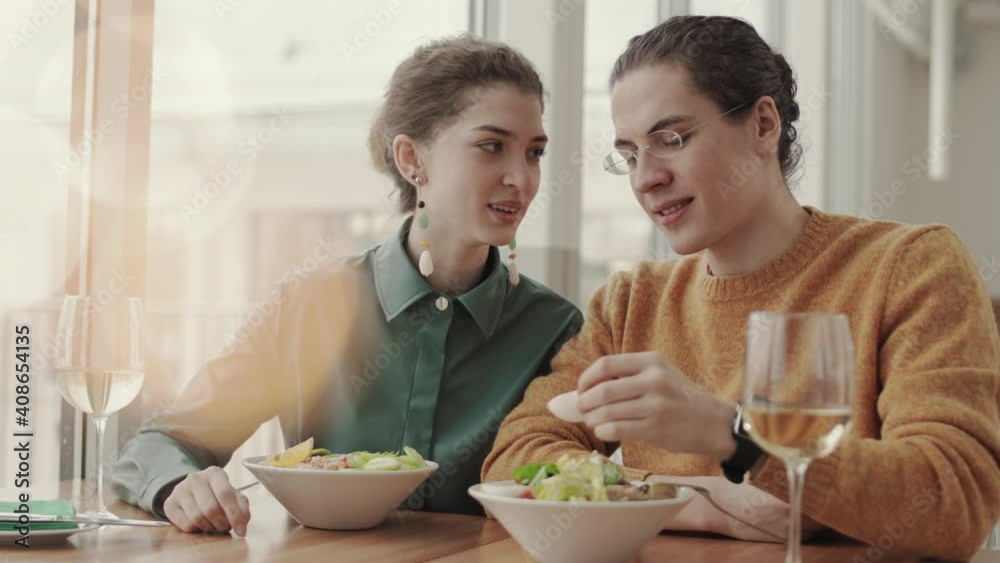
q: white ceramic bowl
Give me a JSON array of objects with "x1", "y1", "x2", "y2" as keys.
[
  {"x1": 242, "y1": 455, "x2": 438, "y2": 530},
  {"x1": 469, "y1": 481, "x2": 694, "y2": 563}
]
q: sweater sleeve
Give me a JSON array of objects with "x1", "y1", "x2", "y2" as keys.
[
  {"x1": 482, "y1": 272, "x2": 651, "y2": 483},
  {"x1": 111, "y1": 295, "x2": 289, "y2": 515},
  {"x1": 112, "y1": 269, "x2": 359, "y2": 516},
  {"x1": 749, "y1": 227, "x2": 1000, "y2": 561}
]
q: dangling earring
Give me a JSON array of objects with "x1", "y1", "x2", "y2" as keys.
[
  {"x1": 413, "y1": 174, "x2": 434, "y2": 277},
  {"x1": 507, "y1": 236, "x2": 520, "y2": 287}
]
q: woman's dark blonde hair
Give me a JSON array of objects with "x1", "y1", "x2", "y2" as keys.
[{"x1": 368, "y1": 34, "x2": 545, "y2": 212}]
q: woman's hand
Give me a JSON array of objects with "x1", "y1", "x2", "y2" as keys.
[
  {"x1": 163, "y1": 466, "x2": 251, "y2": 536},
  {"x1": 576, "y1": 352, "x2": 737, "y2": 459}
]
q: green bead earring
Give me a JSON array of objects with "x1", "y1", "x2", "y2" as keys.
[
  {"x1": 413, "y1": 175, "x2": 433, "y2": 277},
  {"x1": 507, "y1": 236, "x2": 519, "y2": 286}
]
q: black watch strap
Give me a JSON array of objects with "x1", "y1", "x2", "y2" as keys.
[{"x1": 720, "y1": 404, "x2": 765, "y2": 484}]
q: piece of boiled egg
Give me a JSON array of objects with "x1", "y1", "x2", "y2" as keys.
[{"x1": 547, "y1": 390, "x2": 584, "y2": 423}]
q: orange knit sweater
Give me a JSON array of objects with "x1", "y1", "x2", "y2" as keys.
[{"x1": 483, "y1": 207, "x2": 1000, "y2": 561}]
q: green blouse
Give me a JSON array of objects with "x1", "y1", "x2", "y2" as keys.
[{"x1": 113, "y1": 217, "x2": 582, "y2": 516}]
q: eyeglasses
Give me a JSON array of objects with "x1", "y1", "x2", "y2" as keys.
[{"x1": 602, "y1": 104, "x2": 746, "y2": 175}]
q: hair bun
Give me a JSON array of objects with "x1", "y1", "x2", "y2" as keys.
[
  {"x1": 773, "y1": 53, "x2": 794, "y2": 86},
  {"x1": 773, "y1": 52, "x2": 800, "y2": 122}
]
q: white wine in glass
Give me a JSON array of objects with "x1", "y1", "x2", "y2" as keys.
[
  {"x1": 55, "y1": 369, "x2": 145, "y2": 416},
  {"x1": 55, "y1": 296, "x2": 145, "y2": 520},
  {"x1": 744, "y1": 405, "x2": 851, "y2": 462},
  {"x1": 742, "y1": 312, "x2": 854, "y2": 563}
]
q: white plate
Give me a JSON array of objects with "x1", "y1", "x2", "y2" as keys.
[{"x1": 0, "y1": 523, "x2": 100, "y2": 545}]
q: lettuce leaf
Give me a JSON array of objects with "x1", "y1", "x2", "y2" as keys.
[
  {"x1": 602, "y1": 462, "x2": 623, "y2": 485},
  {"x1": 398, "y1": 446, "x2": 426, "y2": 469},
  {"x1": 513, "y1": 462, "x2": 559, "y2": 485}
]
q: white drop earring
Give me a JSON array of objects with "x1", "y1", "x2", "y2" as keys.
[{"x1": 413, "y1": 175, "x2": 434, "y2": 277}]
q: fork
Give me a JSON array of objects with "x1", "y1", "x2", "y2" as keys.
[{"x1": 236, "y1": 481, "x2": 260, "y2": 493}]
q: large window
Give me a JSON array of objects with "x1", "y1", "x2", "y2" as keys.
[
  {"x1": 144, "y1": 0, "x2": 471, "y2": 485},
  {"x1": 579, "y1": 1, "x2": 660, "y2": 301},
  {"x1": 0, "y1": 0, "x2": 75, "y2": 496}
]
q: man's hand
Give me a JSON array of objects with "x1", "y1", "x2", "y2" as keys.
[{"x1": 576, "y1": 352, "x2": 737, "y2": 459}]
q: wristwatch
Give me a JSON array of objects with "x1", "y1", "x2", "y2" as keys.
[{"x1": 719, "y1": 403, "x2": 765, "y2": 484}]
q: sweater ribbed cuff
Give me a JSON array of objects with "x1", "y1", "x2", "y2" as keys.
[
  {"x1": 622, "y1": 466, "x2": 653, "y2": 482},
  {"x1": 748, "y1": 451, "x2": 839, "y2": 517}
]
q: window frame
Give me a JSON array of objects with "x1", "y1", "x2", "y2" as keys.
[
  {"x1": 68, "y1": 0, "x2": 155, "y2": 485},
  {"x1": 485, "y1": 0, "x2": 588, "y2": 304}
]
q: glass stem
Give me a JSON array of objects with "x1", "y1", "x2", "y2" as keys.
[
  {"x1": 93, "y1": 415, "x2": 107, "y2": 512},
  {"x1": 785, "y1": 461, "x2": 809, "y2": 563}
]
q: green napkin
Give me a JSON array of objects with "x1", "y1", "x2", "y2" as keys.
[{"x1": 0, "y1": 499, "x2": 79, "y2": 531}]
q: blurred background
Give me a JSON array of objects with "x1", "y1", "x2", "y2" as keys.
[{"x1": 1, "y1": 0, "x2": 997, "y2": 500}]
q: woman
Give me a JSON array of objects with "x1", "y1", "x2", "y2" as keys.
[
  {"x1": 483, "y1": 16, "x2": 1000, "y2": 560},
  {"x1": 113, "y1": 35, "x2": 582, "y2": 536}
]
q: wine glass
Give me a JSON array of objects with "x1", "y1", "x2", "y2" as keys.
[
  {"x1": 742, "y1": 312, "x2": 854, "y2": 563},
  {"x1": 55, "y1": 296, "x2": 145, "y2": 520}
]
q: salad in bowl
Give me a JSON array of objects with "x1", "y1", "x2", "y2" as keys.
[
  {"x1": 260, "y1": 437, "x2": 430, "y2": 472},
  {"x1": 244, "y1": 438, "x2": 437, "y2": 530},
  {"x1": 494, "y1": 452, "x2": 678, "y2": 502},
  {"x1": 469, "y1": 452, "x2": 693, "y2": 563}
]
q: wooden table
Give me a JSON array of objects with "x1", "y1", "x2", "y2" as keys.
[{"x1": 3, "y1": 483, "x2": 998, "y2": 562}]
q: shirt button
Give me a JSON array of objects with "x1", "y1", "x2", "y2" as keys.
[{"x1": 435, "y1": 296, "x2": 449, "y2": 311}]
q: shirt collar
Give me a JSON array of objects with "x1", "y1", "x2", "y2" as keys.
[
  {"x1": 374, "y1": 217, "x2": 434, "y2": 322},
  {"x1": 455, "y1": 245, "x2": 507, "y2": 340},
  {"x1": 373, "y1": 216, "x2": 509, "y2": 340}
]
